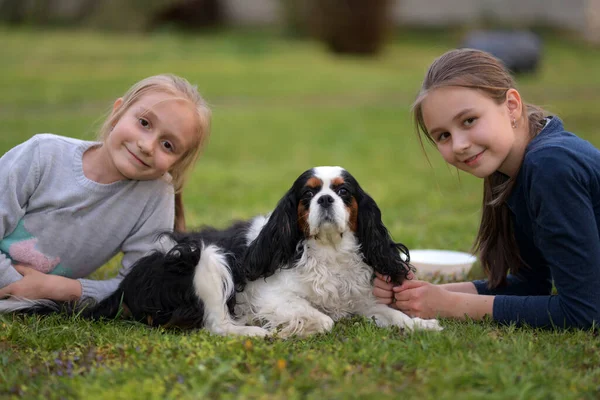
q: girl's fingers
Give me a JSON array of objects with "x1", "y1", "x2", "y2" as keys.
[
  {"x1": 0, "y1": 285, "x2": 12, "y2": 299},
  {"x1": 375, "y1": 296, "x2": 393, "y2": 305},
  {"x1": 373, "y1": 286, "x2": 394, "y2": 300},
  {"x1": 394, "y1": 290, "x2": 413, "y2": 302},
  {"x1": 374, "y1": 272, "x2": 391, "y2": 283},
  {"x1": 393, "y1": 300, "x2": 414, "y2": 314},
  {"x1": 393, "y1": 279, "x2": 428, "y2": 292},
  {"x1": 373, "y1": 276, "x2": 394, "y2": 290}
]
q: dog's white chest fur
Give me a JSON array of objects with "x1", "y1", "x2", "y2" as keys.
[
  {"x1": 237, "y1": 234, "x2": 377, "y2": 323},
  {"x1": 295, "y1": 239, "x2": 375, "y2": 318}
]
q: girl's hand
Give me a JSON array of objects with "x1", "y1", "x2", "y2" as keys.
[
  {"x1": 0, "y1": 265, "x2": 82, "y2": 301},
  {"x1": 373, "y1": 270, "x2": 416, "y2": 305},
  {"x1": 393, "y1": 280, "x2": 456, "y2": 319},
  {"x1": 373, "y1": 272, "x2": 395, "y2": 305}
]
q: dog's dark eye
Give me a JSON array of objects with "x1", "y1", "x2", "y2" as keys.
[
  {"x1": 337, "y1": 188, "x2": 348, "y2": 196},
  {"x1": 303, "y1": 190, "x2": 315, "y2": 199}
]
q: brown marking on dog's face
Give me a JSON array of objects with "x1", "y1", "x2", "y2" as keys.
[
  {"x1": 306, "y1": 176, "x2": 322, "y2": 188},
  {"x1": 297, "y1": 201, "x2": 310, "y2": 237},
  {"x1": 331, "y1": 176, "x2": 345, "y2": 187},
  {"x1": 347, "y1": 197, "x2": 359, "y2": 232}
]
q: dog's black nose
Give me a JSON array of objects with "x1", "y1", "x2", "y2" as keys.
[{"x1": 317, "y1": 194, "x2": 334, "y2": 208}]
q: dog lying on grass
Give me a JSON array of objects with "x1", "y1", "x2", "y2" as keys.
[{"x1": 1, "y1": 166, "x2": 442, "y2": 337}]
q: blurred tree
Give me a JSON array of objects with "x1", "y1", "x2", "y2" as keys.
[
  {"x1": 152, "y1": 0, "x2": 221, "y2": 30},
  {"x1": 0, "y1": 0, "x2": 223, "y2": 31},
  {"x1": 0, "y1": 0, "x2": 96, "y2": 25},
  {"x1": 282, "y1": 0, "x2": 392, "y2": 55}
]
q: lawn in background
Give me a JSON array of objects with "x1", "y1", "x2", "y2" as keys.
[{"x1": 1, "y1": 27, "x2": 599, "y2": 399}]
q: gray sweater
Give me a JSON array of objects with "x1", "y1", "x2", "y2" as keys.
[{"x1": 0, "y1": 134, "x2": 175, "y2": 302}]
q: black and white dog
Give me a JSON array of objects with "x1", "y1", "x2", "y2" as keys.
[{"x1": 1, "y1": 166, "x2": 441, "y2": 337}]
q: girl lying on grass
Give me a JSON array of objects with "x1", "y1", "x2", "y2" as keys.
[
  {"x1": 374, "y1": 48, "x2": 600, "y2": 329},
  {"x1": 0, "y1": 74, "x2": 210, "y2": 305}
]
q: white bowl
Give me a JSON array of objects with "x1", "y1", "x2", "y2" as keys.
[{"x1": 409, "y1": 249, "x2": 477, "y2": 277}]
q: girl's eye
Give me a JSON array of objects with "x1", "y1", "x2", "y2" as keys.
[
  {"x1": 463, "y1": 117, "x2": 477, "y2": 126},
  {"x1": 161, "y1": 140, "x2": 174, "y2": 152},
  {"x1": 139, "y1": 118, "x2": 151, "y2": 129},
  {"x1": 436, "y1": 132, "x2": 450, "y2": 142},
  {"x1": 337, "y1": 188, "x2": 348, "y2": 196}
]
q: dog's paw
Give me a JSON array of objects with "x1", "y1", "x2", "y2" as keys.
[
  {"x1": 228, "y1": 325, "x2": 270, "y2": 337},
  {"x1": 277, "y1": 313, "x2": 335, "y2": 338},
  {"x1": 410, "y1": 318, "x2": 443, "y2": 332}
]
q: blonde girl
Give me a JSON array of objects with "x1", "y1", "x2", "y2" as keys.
[
  {"x1": 0, "y1": 74, "x2": 210, "y2": 305},
  {"x1": 374, "y1": 49, "x2": 600, "y2": 329}
]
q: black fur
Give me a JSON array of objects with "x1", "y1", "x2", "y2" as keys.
[
  {"x1": 86, "y1": 220, "x2": 257, "y2": 328},
  {"x1": 343, "y1": 171, "x2": 413, "y2": 284},
  {"x1": 243, "y1": 169, "x2": 314, "y2": 280}
]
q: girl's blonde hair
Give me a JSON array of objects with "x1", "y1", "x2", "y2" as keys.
[
  {"x1": 412, "y1": 48, "x2": 547, "y2": 288},
  {"x1": 98, "y1": 74, "x2": 211, "y2": 194}
]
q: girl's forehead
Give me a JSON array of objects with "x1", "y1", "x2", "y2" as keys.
[
  {"x1": 422, "y1": 87, "x2": 489, "y2": 115},
  {"x1": 134, "y1": 91, "x2": 188, "y2": 109},
  {"x1": 424, "y1": 86, "x2": 486, "y2": 104}
]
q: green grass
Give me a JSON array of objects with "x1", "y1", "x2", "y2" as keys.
[{"x1": 1, "y1": 27, "x2": 600, "y2": 399}]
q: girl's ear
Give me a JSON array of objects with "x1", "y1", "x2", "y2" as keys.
[
  {"x1": 506, "y1": 89, "x2": 523, "y2": 119},
  {"x1": 112, "y1": 97, "x2": 124, "y2": 115}
]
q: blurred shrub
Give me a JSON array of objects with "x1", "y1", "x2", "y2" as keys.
[
  {"x1": 0, "y1": 0, "x2": 223, "y2": 31},
  {"x1": 282, "y1": 0, "x2": 392, "y2": 55}
]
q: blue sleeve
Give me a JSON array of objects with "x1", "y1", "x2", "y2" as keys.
[
  {"x1": 486, "y1": 148, "x2": 600, "y2": 328},
  {"x1": 472, "y1": 270, "x2": 551, "y2": 296}
]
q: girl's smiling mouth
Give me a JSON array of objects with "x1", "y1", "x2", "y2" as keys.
[
  {"x1": 126, "y1": 147, "x2": 150, "y2": 167},
  {"x1": 463, "y1": 150, "x2": 485, "y2": 167}
]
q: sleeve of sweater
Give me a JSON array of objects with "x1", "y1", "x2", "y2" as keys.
[
  {"x1": 77, "y1": 184, "x2": 175, "y2": 302},
  {"x1": 472, "y1": 270, "x2": 552, "y2": 297},
  {"x1": 478, "y1": 147, "x2": 600, "y2": 328},
  {"x1": 0, "y1": 136, "x2": 41, "y2": 289}
]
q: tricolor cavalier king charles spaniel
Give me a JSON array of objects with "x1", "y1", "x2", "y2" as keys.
[{"x1": 1, "y1": 166, "x2": 441, "y2": 336}]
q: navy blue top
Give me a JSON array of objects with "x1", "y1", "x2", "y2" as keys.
[{"x1": 473, "y1": 117, "x2": 600, "y2": 328}]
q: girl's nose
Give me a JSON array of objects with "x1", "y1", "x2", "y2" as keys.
[
  {"x1": 137, "y1": 138, "x2": 154, "y2": 155},
  {"x1": 453, "y1": 134, "x2": 471, "y2": 153}
]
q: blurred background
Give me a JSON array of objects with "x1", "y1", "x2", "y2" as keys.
[
  {"x1": 1, "y1": 0, "x2": 600, "y2": 271},
  {"x1": 1, "y1": 0, "x2": 599, "y2": 43}
]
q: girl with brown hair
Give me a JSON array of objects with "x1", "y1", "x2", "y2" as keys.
[{"x1": 374, "y1": 48, "x2": 600, "y2": 329}]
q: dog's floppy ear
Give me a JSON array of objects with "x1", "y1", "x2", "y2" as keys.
[
  {"x1": 244, "y1": 187, "x2": 302, "y2": 280},
  {"x1": 355, "y1": 188, "x2": 413, "y2": 285}
]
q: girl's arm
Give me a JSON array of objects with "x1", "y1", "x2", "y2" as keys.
[
  {"x1": 439, "y1": 282, "x2": 479, "y2": 294},
  {"x1": 0, "y1": 264, "x2": 81, "y2": 301},
  {"x1": 0, "y1": 137, "x2": 41, "y2": 291},
  {"x1": 392, "y1": 279, "x2": 494, "y2": 320},
  {"x1": 373, "y1": 273, "x2": 480, "y2": 305},
  {"x1": 76, "y1": 186, "x2": 175, "y2": 302}
]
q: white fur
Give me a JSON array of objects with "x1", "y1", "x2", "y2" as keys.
[
  {"x1": 192, "y1": 244, "x2": 268, "y2": 336},
  {"x1": 234, "y1": 228, "x2": 441, "y2": 337},
  {"x1": 313, "y1": 166, "x2": 345, "y2": 182},
  {"x1": 308, "y1": 166, "x2": 348, "y2": 235}
]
